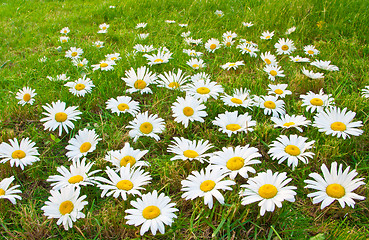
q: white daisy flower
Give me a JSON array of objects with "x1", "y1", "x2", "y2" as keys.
[
  {"x1": 47, "y1": 158, "x2": 100, "y2": 190},
  {"x1": 157, "y1": 69, "x2": 190, "y2": 91},
  {"x1": 72, "y1": 58, "x2": 89, "y2": 68},
  {"x1": 313, "y1": 107, "x2": 363, "y2": 139},
  {"x1": 221, "y1": 88, "x2": 253, "y2": 108},
  {"x1": 91, "y1": 60, "x2": 116, "y2": 71},
  {"x1": 181, "y1": 31, "x2": 191, "y2": 38},
  {"x1": 240, "y1": 170, "x2": 297, "y2": 216},
  {"x1": 191, "y1": 72, "x2": 211, "y2": 82},
  {"x1": 56, "y1": 73, "x2": 70, "y2": 82},
  {"x1": 93, "y1": 41, "x2": 104, "y2": 48},
  {"x1": 239, "y1": 39, "x2": 258, "y2": 47},
  {"x1": 242, "y1": 22, "x2": 253, "y2": 27},
  {"x1": 186, "y1": 58, "x2": 206, "y2": 70},
  {"x1": 15, "y1": 87, "x2": 37, "y2": 106},
  {"x1": 179, "y1": 23, "x2": 188, "y2": 27},
  {"x1": 214, "y1": 10, "x2": 224, "y2": 17},
  {"x1": 0, "y1": 176, "x2": 22, "y2": 204},
  {"x1": 181, "y1": 167, "x2": 235, "y2": 209},
  {"x1": 267, "y1": 84, "x2": 292, "y2": 98},
  {"x1": 138, "y1": 33, "x2": 149, "y2": 40},
  {"x1": 41, "y1": 185, "x2": 88, "y2": 230},
  {"x1": 184, "y1": 79, "x2": 224, "y2": 102},
  {"x1": 289, "y1": 55, "x2": 310, "y2": 63},
  {"x1": 237, "y1": 43, "x2": 259, "y2": 57},
  {"x1": 39, "y1": 56, "x2": 47, "y2": 62},
  {"x1": 274, "y1": 38, "x2": 296, "y2": 55},
  {"x1": 125, "y1": 190, "x2": 178, "y2": 236},
  {"x1": 300, "y1": 89, "x2": 334, "y2": 113},
  {"x1": 184, "y1": 37, "x2": 202, "y2": 46},
  {"x1": 105, "y1": 53, "x2": 121, "y2": 62},
  {"x1": 362, "y1": 86, "x2": 369, "y2": 98},
  {"x1": 223, "y1": 31, "x2": 237, "y2": 40},
  {"x1": 127, "y1": 111, "x2": 165, "y2": 142},
  {"x1": 263, "y1": 65, "x2": 285, "y2": 81},
  {"x1": 98, "y1": 23, "x2": 109, "y2": 33},
  {"x1": 143, "y1": 50, "x2": 173, "y2": 66},
  {"x1": 205, "y1": 38, "x2": 221, "y2": 53},
  {"x1": 40, "y1": 100, "x2": 82, "y2": 136},
  {"x1": 221, "y1": 61, "x2": 244, "y2": 70},
  {"x1": 260, "y1": 52, "x2": 278, "y2": 65},
  {"x1": 268, "y1": 135, "x2": 315, "y2": 169},
  {"x1": 254, "y1": 95, "x2": 286, "y2": 117},
  {"x1": 208, "y1": 145, "x2": 261, "y2": 179},
  {"x1": 171, "y1": 95, "x2": 207, "y2": 128},
  {"x1": 302, "y1": 67, "x2": 324, "y2": 79},
  {"x1": 65, "y1": 47, "x2": 83, "y2": 59},
  {"x1": 304, "y1": 162, "x2": 365, "y2": 209},
  {"x1": 64, "y1": 76, "x2": 95, "y2": 97},
  {"x1": 60, "y1": 27, "x2": 70, "y2": 35},
  {"x1": 135, "y1": 22, "x2": 147, "y2": 29},
  {"x1": 60, "y1": 36, "x2": 69, "y2": 43},
  {"x1": 133, "y1": 44, "x2": 155, "y2": 53},
  {"x1": 271, "y1": 114, "x2": 311, "y2": 132},
  {"x1": 65, "y1": 128, "x2": 101, "y2": 160},
  {"x1": 310, "y1": 60, "x2": 339, "y2": 71},
  {"x1": 222, "y1": 38, "x2": 235, "y2": 47},
  {"x1": 285, "y1": 26, "x2": 296, "y2": 35},
  {"x1": 105, "y1": 96, "x2": 140, "y2": 116},
  {"x1": 304, "y1": 45, "x2": 320, "y2": 56},
  {"x1": 165, "y1": 20, "x2": 176, "y2": 23},
  {"x1": 260, "y1": 30, "x2": 274, "y2": 40},
  {"x1": 212, "y1": 111, "x2": 256, "y2": 137},
  {"x1": 183, "y1": 49, "x2": 203, "y2": 58},
  {"x1": 122, "y1": 66, "x2": 157, "y2": 94},
  {"x1": 167, "y1": 137, "x2": 213, "y2": 163}
]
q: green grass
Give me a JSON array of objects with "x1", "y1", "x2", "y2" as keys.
[{"x1": 0, "y1": 0, "x2": 369, "y2": 239}]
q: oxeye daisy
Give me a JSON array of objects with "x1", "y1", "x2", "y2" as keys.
[
  {"x1": 304, "y1": 162, "x2": 365, "y2": 209},
  {"x1": 105, "y1": 96, "x2": 140, "y2": 116},
  {"x1": 93, "y1": 41, "x2": 104, "y2": 48},
  {"x1": 134, "y1": 44, "x2": 155, "y2": 53},
  {"x1": 157, "y1": 69, "x2": 190, "y2": 91},
  {"x1": 300, "y1": 89, "x2": 334, "y2": 113},
  {"x1": 55, "y1": 74, "x2": 70, "y2": 82},
  {"x1": 15, "y1": 87, "x2": 37, "y2": 106},
  {"x1": 214, "y1": 10, "x2": 224, "y2": 17},
  {"x1": 237, "y1": 43, "x2": 259, "y2": 57},
  {"x1": 171, "y1": 95, "x2": 207, "y2": 127},
  {"x1": 165, "y1": 20, "x2": 176, "y2": 23},
  {"x1": 260, "y1": 30, "x2": 274, "y2": 40},
  {"x1": 60, "y1": 36, "x2": 69, "y2": 43},
  {"x1": 181, "y1": 167, "x2": 236, "y2": 209},
  {"x1": 47, "y1": 158, "x2": 100, "y2": 190},
  {"x1": 60, "y1": 27, "x2": 70, "y2": 35},
  {"x1": 97, "y1": 165, "x2": 151, "y2": 200},
  {"x1": 212, "y1": 111, "x2": 256, "y2": 137},
  {"x1": 65, "y1": 128, "x2": 101, "y2": 160},
  {"x1": 64, "y1": 76, "x2": 95, "y2": 97},
  {"x1": 240, "y1": 170, "x2": 297, "y2": 216},
  {"x1": 91, "y1": 60, "x2": 116, "y2": 71},
  {"x1": 127, "y1": 111, "x2": 165, "y2": 142},
  {"x1": 240, "y1": 39, "x2": 258, "y2": 47},
  {"x1": 242, "y1": 22, "x2": 253, "y2": 27},
  {"x1": 65, "y1": 47, "x2": 83, "y2": 59},
  {"x1": 362, "y1": 86, "x2": 369, "y2": 98},
  {"x1": 40, "y1": 100, "x2": 82, "y2": 136},
  {"x1": 209, "y1": 145, "x2": 261, "y2": 179},
  {"x1": 267, "y1": 84, "x2": 292, "y2": 98},
  {"x1": 184, "y1": 79, "x2": 224, "y2": 102},
  {"x1": 0, "y1": 138, "x2": 39, "y2": 170},
  {"x1": 104, "y1": 142, "x2": 149, "y2": 170},
  {"x1": 221, "y1": 61, "x2": 244, "y2": 71},
  {"x1": 271, "y1": 114, "x2": 311, "y2": 132},
  {"x1": 167, "y1": 137, "x2": 213, "y2": 163},
  {"x1": 143, "y1": 50, "x2": 173, "y2": 66},
  {"x1": 181, "y1": 31, "x2": 191, "y2": 38},
  {"x1": 0, "y1": 176, "x2": 22, "y2": 204},
  {"x1": 105, "y1": 53, "x2": 121, "y2": 62},
  {"x1": 41, "y1": 185, "x2": 88, "y2": 230},
  {"x1": 268, "y1": 135, "x2": 315, "y2": 169},
  {"x1": 138, "y1": 33, "x2": 149, "y2": 40},
  {"x1": 274, "y1": 38, "x2": 296, "y2": 55},
  {"x1": 98, "y1": 23, "x2": 109, "y2": 33},
  {"x1": 302, "y1": 67, "x2": 324, "y2": 79},
  {"x1": 72, "y1": 58, "x2": 88, "y2": 68},
  {"x1": 313, "y1": 107, "x2": 363, "y2": 139},
  {"x1": 254, "y1": 95, "x2": 286, "y2": 117},
  {"x1": 223, "y1": 31, "x2": 237, "y2": 40},
  {"x1": 289, "y1": 55, "x2": 310, "y2": 63},
  {"x1": 191, "y1": 72, "x2": 211, "y2": 82},
  {"x1": 285, "y1": 26, "x2": 296, "y2": 34},
  {"x1": 184, "y1": 37, "x2": 202, "y2": 46},
  {"x1": 263, "y1": 65, "x2": 285, "y2": 81},
  {"x1": 179, "y1": 23, "x2": 188, "y2": 27},
  {"x1": 205, "y1": 38, "x2": 221, "y2": 53},
  {"x1": 260, "y1": 52, "x2": 278, "y2": 65},
  {"x1": 304, "y1": 45, "x2": 320, "y2": 56},
  {"x1": 221, "y1": 88, "x2": 253, "y2": 108},
  {"x1": 310, "y1": 60, "x2": 339, "y2": 71},
  {"x1": 222, "y1": 38, "x2": 235, "y2": 47},
  {"x1": 39, "y1": 56, "x2": 47, "y2": 62},
  {"x1": 183, "y1": 49, "x2": 203, "y2": 58},
  {"x1": 187, "y1": 58, "x2": 206, "y2": 70},
  {"x1": 135, "y1": 22, "x2": 147, "y2": 29},
  {"x1": 125, "y1": 190, "x2": 178, "y2": 236},
  {"x1": 122, "y1": 66, "x2": 157, "y2": 94}
]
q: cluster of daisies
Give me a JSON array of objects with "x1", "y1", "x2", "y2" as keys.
[{"x1": 3, "y1": 9, "x2": 367, "y2": 237}]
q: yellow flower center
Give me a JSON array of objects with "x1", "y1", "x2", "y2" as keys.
[
  {"x1": 96, "y1": 45, "x2": 101, "y2": 48},
  {"x1": 217, "y1": 14, "x2": 222, "y2": 17},
  {"x1": 226, "y1": 124, "x2": 241, "y2": 131},
  {"x1": 120, "y1": 156, "x2": 136, "y2": 167},
  {"x1": 200, "y1": 180, "x2": 216, "y2": 192},
  {"x1": 281, "y1": 45, "x2": 289, "y2": 51},
  {"x1": 226, "y1": 157, "x2": 244, "y2": 170},
  {"x1": 71, "y1": 52, "x2": 78, "y2": 57},
  {"x1": 0, "y1": 189, "x2": 5, "y2": 196},
  {"x1": 228, "y1": 63, "x2": 236, "y2": 67},
  {"x1": 330, "y1": 122, "x2": 346, "y2": 131},
  {"x1": 183, "y1": 107, "x2": 194, "y2": 117},
  {"x1": 258, "y1": 184, "x2": 278, "y2": 199},
  {"x1": 326, "y1": 183, "x2": 345, "y2": 199},
  {"x1": 274, "y1": 89, "x2": 283, "y2": 95},
  {"x1": 244, "y1": 48, "x2": 251, "y2": 52},
  {"x1": 11, "y1": 150, "x2": 26, "y2": 159},
  {"x1": 295, "y1": 59, "x2": 300, "y2": 62},
  {"x1": 117, "y1": 103, "x2": 130, "y2": 111},
  {"x1": 68, "y1": 175, "x2": 84, "y2": 184},
  {"x1": 210, "y1": 44, "x2": 217, "y2": 50},
  {"x1": 23, "y1": 93, "x2": 31, "y2": 101},
  {"x1": 102, "y1": 26, "x2": 107, "y2": 30},
  {"x1": 168, "y1": 82, "x2": 180, "y2": 88},
  {"x1": 154, "y1": 58, "x2": 164, "y2": 63},
  {"x1": 284, "y1": 145, "x2": 301, "y2": 156},
  {"x1": 77, "y1": 63, "x2": 84, "y2": 67},
  {"x1": 139, "y1": 122, "x2": 153, "y2": 134},
  {"x1": 310, "y1": 98, "x2": 323, "y2": 106},
  {"x1": 196, "y1": 87, "x2": 210, "y2": 94},
  {"x1": 266, "y1": 36, "x2": 271, "y2": 39},
  {"x1": 111, "y1": 57, "x2": 117, "y2": 60},
  {"x1": 100, "y1": 62, "x2": 109, "y2": 68},
  {"x1": 74, "y1": 83, "x2": 85, "y2": 91},
  {"x1": 55, "y1": 112, "x2": 68, "y2": 122},
  {"x1": 63, "y1": 30, "x2": 67, "y2": 33},
  {"x1": 270, "y1": 70, "x2": 278, "y2": 76},
  {"x1": 116, "y1": 180, "x2": 133, "y2": 191},
  {"x1": 192, "y1": 64, "x2": 199, "y2": 68},
  {"x1": 307, "y1": 50, "x2": 314, "y2": 55},
  {"x1": 183, "y1": 150, "x2": 199, "y2": 158},
  {"x1": 231, "y1": 98, "x2": 242, "y2": 104},
  {"x1": 142, "y1": 206, "x2": 161, "y2": 219},
  {"x1": 59, "y1": 201, "x2": 74, "y2": 215},
  {"x1": 283, "y1": 122, "x2": 295, "y2": 127},
  {"x1": 62, "y1": 39, "x2": 67, "y2": 43},
  {"x1": 226, "y1": 42, "x2": 231, "y2": 47},
  {"x1": 79, "y1": 142, "x2": 92, "y2": 153},
  {"x1": 265, "y1": 58, "x2": 271, "y2": 65},
  {"x1": 134, "y1": 80, "x2": 147, "y2": 89},
  {"x1": 264, "y1": 101, "x2": 276, "y2": 109}
]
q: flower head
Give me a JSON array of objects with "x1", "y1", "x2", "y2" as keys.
[{"x1": 15, "y1": 87, "x2": 37, "y2": 105}]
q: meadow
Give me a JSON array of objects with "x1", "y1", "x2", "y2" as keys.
[{"x1": 0, "y1": 0, "x2": 368, "y2": 239}]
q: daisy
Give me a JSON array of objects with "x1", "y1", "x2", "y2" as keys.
[
  {"x1": 105, "y1": 53, "x2": 121, "y2": 62},
  {"x1": 105, "y1": 96, "x2": 140, "y2": 116},
  {"x1": 191, "y1": 72, "x2": 211, "y2": 82},
  {"x1": 64, "y1": 76, "x2": 95, "y2": 97},
  {"x1": 313, "y1": 107, "x2": 363, "y2": 139},
  {"x1": 242, "y1": 22, "x2": 253, "y2": 27},
  {"x1": 304, "y1": 45, "x2": 320, "y2": 56},
  {"x1": 41, "y1": 185, "x2": 88, "y2": 230},
  {"x1": 183, "y1": 49, "x2": 203, "y2": 58},
  {"x1": 60, "y1": 27, "x2": 70, "y2": 35},
  {"x1": 40, "y1": 100, "x2": 82, "y2": 136},
  {"x1": 127, "y1": 111, "x2": 165, "y2": 142},
  {"x1": 260, "y1": 30, "x2": 274, "y2": 40},
  {"x1": 362, "y1": 86, "x2": 369, "y2": 98},
  {"x1": 165, "y1": 20, "x2": 176, "y2": 23},
  {"x1": 285, "y1": 26, "x2": 296, "y2": 35},
  {"x1": 274, "y1": 38, "x2": 296, "y2": 55},
  {"x1": 221, "y1": 88, "x2": 253, "y2": 108},
  {"x1": 302, "y1": 67, "x2": 325, "y2": 79},
  {"x1": 138, "y1": 33, "x2": 149, "y2": 40},
  {"x1": 300, "y1": 89, "x2": 334, "y2": 113},
  {"x1": 268, "y1": 135, "x2": 315, "y2": 169},
  {"x1": 91, "y1": 60, "x2": 116, "y2": 71},
  {"x1": 304, "y1": 162, "x2": 365, "y2": 209},
  {"x1": 237, "y1": 43, "x2": 259, "y2": 57},
  {"x1": 221, "y1": 61, "x2": 245, "y2": 70},
  {"x1": 97, "y1": 165, "x2": 151, "y2": 200},
  {"x1": 260, "y1": 52, "x2": 278, "y2": 65},
  {"x1": 93, "y1": 41, "x2": 104, "y2": 48},
  {"x1": 125, "y1": 190, "x2": 178, "y2": 236},
  {"x1": 39, "y1": 56, "x2": 47, "y2": 62},
  {"x1": 60, "y1": 36, "x2": 69, "y2": 43},
  {"x1": 65, "y1": 128, "x2": 101, "y2": 160},
  {"x1": 240, "y1": 170, "x2": 297, "y2": 216},
  {"x1": 289, "y1": 55, "x2": 310, "y2": 63},
  {"x1": 214, "y1": 10, "x2": 224, "y2": 17},
  {"x1": 47, "y1": 158, "x2": 100, "y2": 190},
  {"x1": 0, "y1": 138, "x2": 39, "y2": 170},
  {"x1": 56, "y1": 74, "x2": 70, "y2": 81},
  {"x1": 181, "y1": 31, "x2": 191, "y2": 38},
  {"x1": 240, "y1": 39, "x2": 258, "y2": 47},
  {"x1": 310, "y1": 60, "x2": 339, "y2": 71},
  {"x1": 135, "y1": 22, "x2": 147, "y2": 29},
  {"x1": 271, "y1": 114, "x2": 311, "y2": 132},
  {"x1": 184, "y1": 37, "x2": 202, "y2": 46},
  {"x1": 104, "y1": 142, "x2": 149, "y2": 170},
  {"x1": 223, "y1": 31, "x2": 237, "y2": 40},
  {"x1": 267, "y1": 84, "x2": 292, "y2": 98},
  {"x1": 205, "y1": 38, "x2": 221, "y2": 53},
  {"x1": 263, "y1": 65, "x2": 285, "y2": 81},
  {"x1": 179, "y1": 23, "x2": 188, "y2": 27},
  {"x1": 72, "y1": 58, "x2": 88, "y2": 68},
  {"x1": 222, "y1": 38, "x2": 235, "y2": 47},
  {"x1": 133, "y1": 44, "x2": 155, "y2": 53},
  {"x1": 208, "y1": 145, "x2": 261, "y2": 179},
  {"x1": 212, "y1": 111, "x2": 256, "y2": 137},
  {"x1": 0, "y1": 176, "x2": 22, "y2": 204},
  {"x1": 15, "y1": 87, "x2": 37, "y2": 105},
  {"x1": 98, "y1": 23, "x2": 109, "y2": 33},
  {"x1": 187, "y1": 58, "x2": 206, "y2": 70},
  {"x1": 143, "y1": 50, "x2": 173, "y2": 66},
  {"x1": 184, "y1": 79, "x2": 224, "y2": 102},
  {"x1": 122, "y1": 66, "x2": 157, "y2": 94},
  {"x1": 65, "y1": 47, "x2": 83, "y2": 59},
  {"x1": 157, "y1": 69, "x2": 190, "y2": 90},
  {"x1": 254, "y1": 95, "x2": 286, "y2": 117},
  {"x1": 167, "y1": 137, "x2": 213, "y2": 163},
  {"x1": 171, "y1": 95, "x2": 207, "y2": 128},
  {"x1": 181, "y1": 167, "x2": 236, "y2": 209}
]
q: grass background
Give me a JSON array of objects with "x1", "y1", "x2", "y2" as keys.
[{"x1": 0, "y1": 0, "x2": 368, "y2": 239}]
